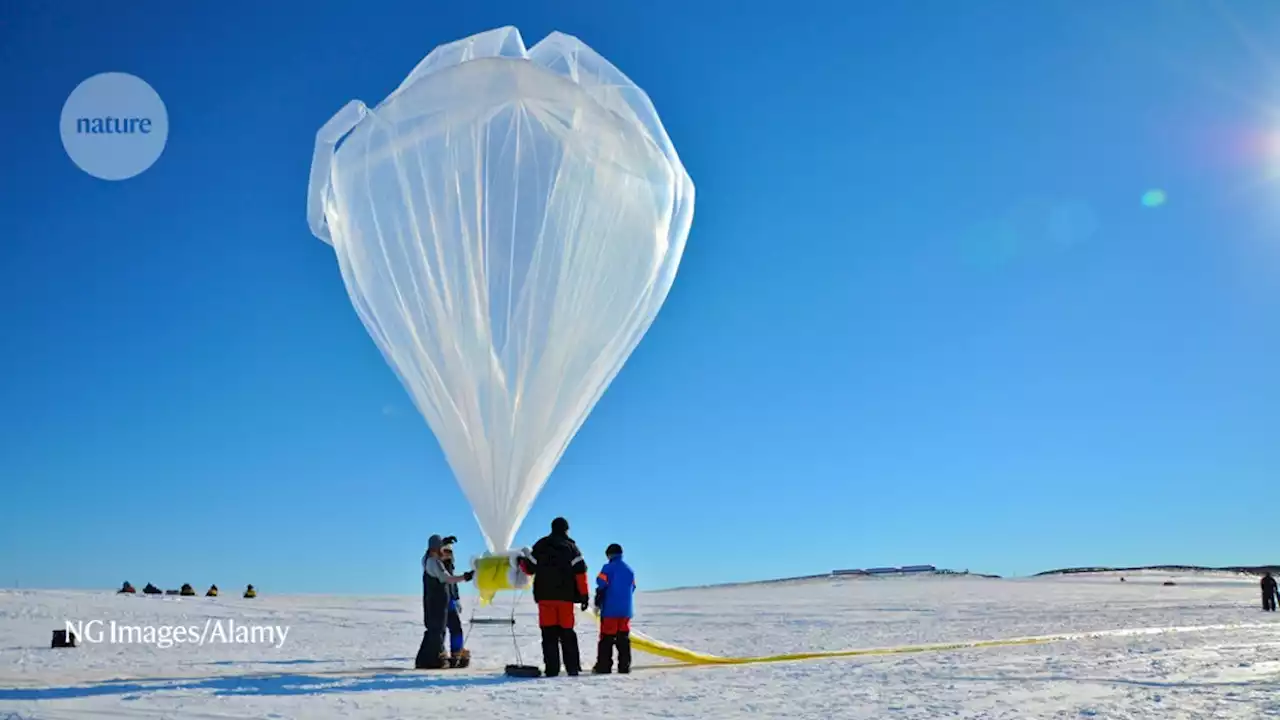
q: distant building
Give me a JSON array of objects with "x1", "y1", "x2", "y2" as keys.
[{"x1": 833, "y1": 565, "x2": 939, "y2": 576}]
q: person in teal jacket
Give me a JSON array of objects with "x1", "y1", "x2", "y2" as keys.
[{"x1": 592, "y1": 543, "x2": 635, "y2": 674}]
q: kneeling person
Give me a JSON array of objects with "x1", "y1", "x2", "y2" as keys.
[{"x1": 593, "y1": 543, "x2": 635, "y2": 674}]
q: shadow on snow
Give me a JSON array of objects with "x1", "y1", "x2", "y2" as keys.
[
  {"x1": 0, "y1": 670, "x2": 523, "y2": 700},
  {"x1": 197, "y1": 656, "x2": 410, "y2": 667}
]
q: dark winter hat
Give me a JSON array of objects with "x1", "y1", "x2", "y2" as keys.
[
  {"x1": 606, "y1": 543, "x2": 623, "y2": 558},
  {"x1": 551, "y1": 517, "x2": 569, "y2": 534},
  {"x1": 428, "y1": 534, "x2": 444, "y2": 552}
]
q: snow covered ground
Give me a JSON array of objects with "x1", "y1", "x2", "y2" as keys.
[{"x1": 2, "y1": 571, "x2": 1278, "y2": 718}]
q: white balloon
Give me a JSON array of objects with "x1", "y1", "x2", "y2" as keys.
[{"x1": 307, "y1": 27, "x2": 694, "y2": 551}]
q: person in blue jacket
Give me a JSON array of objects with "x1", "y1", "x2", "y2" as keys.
[
  {"x1": 440, "y1": 536, "x2": 471, "y2": 667},
  {"x1": 592, "y1": 543, "x2": 635, "y2": 674}
]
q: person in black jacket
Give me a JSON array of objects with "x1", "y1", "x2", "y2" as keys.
[
  {"x1": 416, "y1": 534, "x2": 473, "y2": 669},
  {"x1": 1263, "y1": 572, "x2": 1278, "y2": 612},
  {"x1": 518, "y1": 517, "x2": 589, "y2": 676}
]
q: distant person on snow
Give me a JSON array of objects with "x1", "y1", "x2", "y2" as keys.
[
  {"x1": 592, "y1": 543, "x2": 636, "y2": 674},
  {"x1": 417, "y1": 534, "x2": 474, "y2": 669},
  {"x1": 440, "y1": 536, "x2": 471, "y2": 668},
  {"x1": 1263, "y1": 572, "x2": 1278, "y2": 612},
  {"x1": 518, "y1": 517, "x2": 589, "y2": 676}
]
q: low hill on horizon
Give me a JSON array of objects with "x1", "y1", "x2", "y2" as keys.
[
  {"x1": 658, "y1": 568, "x2": 1002, "y2": 593},
  {"x1": 1034, "y1": 564, "x2": 1279, "y2": 577},
  {"x1": 658, "y1": 564, "x2": 1279, "y2": 593}
]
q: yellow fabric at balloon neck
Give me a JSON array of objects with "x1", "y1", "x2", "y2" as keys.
[{"x1": 473, "y1": 555, "x2": 521, "y2": 606}]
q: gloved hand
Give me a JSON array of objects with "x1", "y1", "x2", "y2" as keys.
[
  {"x1": 579, "y1": 595, "x2": 589, "y2": 611},
  {"x1": 463, "y1": 570, "x2": 475, "y2": 582},
  {"x1": 593, "y1": 589, "x2": 604, "y2": 610}
]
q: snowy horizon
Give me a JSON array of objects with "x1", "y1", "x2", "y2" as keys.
[{"x1": 3, "y1": 571, "x2": 1278, "y2": 718}]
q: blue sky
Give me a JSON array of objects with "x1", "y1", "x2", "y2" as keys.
[{"x1": 2, "y1": 1, "x2": 1278, "y2": 595}]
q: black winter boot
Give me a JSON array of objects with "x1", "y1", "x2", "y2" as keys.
[
  {"x1": 561, "y1": 627, "x2": 582, "y2": 676},
  {"x1": 414, "y1": 630, "x2": 446, "y2": 669},
  {"x1": 593, "y1": 634, "x2": 616, "y2": 674},
  {"x1": 541, "y1": 627, "x2": 562, "y2": 677},
  {"x1": 616, "y1": 631, "x2": 632, "y2": 674}
]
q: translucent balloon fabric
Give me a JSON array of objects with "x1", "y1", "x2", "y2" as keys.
[{"x1": 307, "y1": 27, "x2": 695, "y2": 552}]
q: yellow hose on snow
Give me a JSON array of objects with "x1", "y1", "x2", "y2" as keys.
[{"x1": 580, "y1": 610, "x2": 1056, "y2": 666}]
